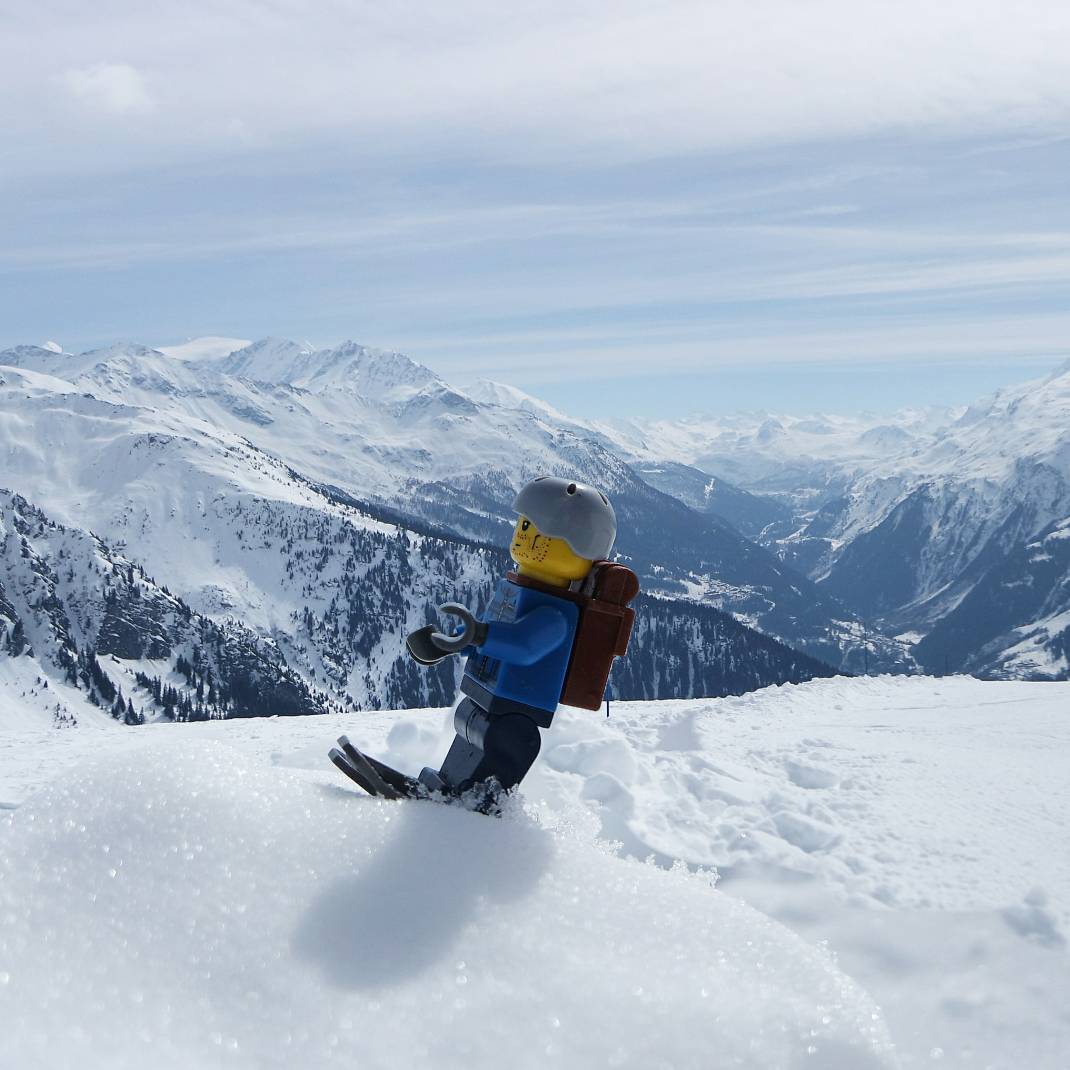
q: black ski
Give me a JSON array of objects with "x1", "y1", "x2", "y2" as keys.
[
  {"x1": 344, "y1": 739, "x2": 426, "y2": 799},
  {"x1": 329, "y1": 746, "x2": 386, "y2": 797},
  {"x1": 332, "y1": 736, "x2": 426, "y2": 800}
]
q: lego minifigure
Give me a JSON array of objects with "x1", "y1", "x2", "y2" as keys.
[{"x1": 329, "y1": 476, "x2": 639, "y2": 810}]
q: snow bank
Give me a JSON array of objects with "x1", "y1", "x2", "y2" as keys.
[
  {"x1": 0, "y1": 741, "x2": 894, "y2": 1070},
  {"x1": 513, "y1": 677, "x2": 1070, "y2": 1069}
]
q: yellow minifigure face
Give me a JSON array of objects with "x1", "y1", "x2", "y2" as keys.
[{"x1": 510, "y1": 515, "x2": 593, "y2": 586}]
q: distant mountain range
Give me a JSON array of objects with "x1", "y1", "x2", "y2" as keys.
[
  {"x1": 599, "y1": 363, "x2": 1070, "y2": 679},
  {"x1": 0, "y1": 339, "x2": 841, "y2": 726},
  {"x1": 2, "y1": 334, "x2": 1064, "y2": 728}
]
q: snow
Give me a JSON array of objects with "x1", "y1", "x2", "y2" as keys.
[
  {"x1": 0, "y1": 738, "x2": 892, "y2": 1070},
  {"x1": 156, "y1": 336, "x2": 251, "y2": 362},
  {"x1": 2, "y1": 674, "x2": 1068, "y2": 1068},
  {"x1": 992, "y1": 617, "x2": 1070, "y2": 679},
  {"x1": 0, "y1": 656, "x2": 88, "y2": 733},
  {"x1": 464, "y1": 378, "x2": 571, "y2": 422}
]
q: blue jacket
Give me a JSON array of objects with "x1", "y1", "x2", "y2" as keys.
[{"x1": 460, "y1": 576, "x2": 579, "y2": 715}]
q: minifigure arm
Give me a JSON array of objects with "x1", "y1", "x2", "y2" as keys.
[{"x1": 477, "y1": 606, "x2": 570, "y2": 666}]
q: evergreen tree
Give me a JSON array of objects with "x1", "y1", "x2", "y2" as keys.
[{"x1": 7, "y1": 619, "x2": 27, "y2": 656}]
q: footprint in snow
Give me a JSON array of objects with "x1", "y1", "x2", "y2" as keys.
[
  {"x1": 773, "y1": 810, "x2": 842, "y2": 853},
  {"x1": 784, "y1": 757, "x2": 840, "y2": 790}
]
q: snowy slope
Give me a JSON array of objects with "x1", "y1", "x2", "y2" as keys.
[
  {"x1": 0, "y1": 738, "x2": 893, "y2": 1070},
  {"x1": 913, "y1": 515, "x2": 1070, "y2": 678},
  {"x1": 0, "y1": 484, "x2": 327, "y2": 721},
  {"x1": 0, "y1": 654, "x2": 89, "y2": 733},
  {"x1": 3, "y1": 674, "x2": 1067, "y2": 1068}
]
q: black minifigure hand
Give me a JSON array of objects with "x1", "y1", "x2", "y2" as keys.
[
  {"x1": 430, "y1": 603, "x2": 488, "y2": 654},
  {"x1": 405, "y1": 625, "x2": 449, "y2": 665}
]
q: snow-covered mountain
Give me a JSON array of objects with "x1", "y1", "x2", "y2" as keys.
[
  {"x1": 0, "y1": 489, "x2": 325, "y2": 725},
  {"x1": 793, "y1": 369, "x2": 1070, "y2": 677},
  {"x1": 7, "y1": 333, "x2": 1068, "y2": 685},
  {"x1": 0, "y1": 338, "x2": 888, "y2": 684},
  {"x1": 0, "y1": 345, "x2": 843, "y2": 727},
  {"x1": 597, "y1": 367, "x2": 1070, "y2": 680}
]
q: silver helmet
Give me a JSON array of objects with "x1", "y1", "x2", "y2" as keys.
[{"x1": 512, "y1": 476, "x2": 617, "y2": 561}]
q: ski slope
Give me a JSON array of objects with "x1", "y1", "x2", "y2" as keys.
[{"x1": 2, "y1": 675, "x2": 1069, "y2": 1068}]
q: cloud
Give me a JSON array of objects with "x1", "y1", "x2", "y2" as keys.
[
  {"x1": 8, "y1": 1, "x2": 1069, "y2": 169},
  {"x1": 4, "y1": 6, "x2": 1067, "y2": 404},
  {"x1": 412, "y1": 311, "x2": 1070, "y2": 383},
  {"x1": 63, "y1": 63, "x2": 154, "y2": 117}
]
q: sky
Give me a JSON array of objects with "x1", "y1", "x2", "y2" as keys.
[{"x1": 3, "y1": 1, "x2": 1070, "y2": 418}]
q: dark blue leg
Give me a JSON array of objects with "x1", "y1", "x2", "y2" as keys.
[{"x1": 420, "y1": 698, "x2": 542, "y2": 800}]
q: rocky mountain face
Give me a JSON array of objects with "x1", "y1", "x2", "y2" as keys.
[
  {"x1": 910, "y1": 515, "x2": 1070, "y2": 678},
  {"x1": 0, "y1": 348, "x2": 839, "y2": 727},
  {"x1": 801, "y1": 370, "x2": 1070, "y2": 678},
  {"x1": 0, "y1": 490, "x2": 324, "y2": 725}
]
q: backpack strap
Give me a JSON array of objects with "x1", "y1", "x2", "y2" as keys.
[
  {"x1": 585, "y1": 562, "x2": 640, "y2": 606},
  {"x1": 507, "y1": 570, "x2": 586, "y2": 604}
]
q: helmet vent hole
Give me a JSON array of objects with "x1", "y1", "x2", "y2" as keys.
[{"x1": 566, "y1": 482, "x2": 577, "y2": 495}]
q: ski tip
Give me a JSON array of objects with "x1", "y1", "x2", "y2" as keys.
[{"x1": 329, "y1": 748, "x2": 379, "y2": 797}]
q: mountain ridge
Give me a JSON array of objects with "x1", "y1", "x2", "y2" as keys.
[
  {"x1": 0, "y1": 336, "x2": 883, "y2": 673},
  {"x1": 0, "y1": 339, "x2": 844, "y2": 727},
  {"x1": 18, "y1": 333, "x2": 1067, "y2": 683}
]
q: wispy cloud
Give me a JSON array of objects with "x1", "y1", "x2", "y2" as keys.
[
  {"x1": 3, "y1": 3, "x2": 1069, "y2": 415},
  {"x1": 414, "y1": 311, "x2": 1070, "y2": 382},
  {"x1": 5, "y1": 1, "x2": 1070, "y2": 173}
]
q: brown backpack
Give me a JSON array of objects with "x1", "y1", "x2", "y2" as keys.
[
  {"x1": 564, "y1": 561, "x2": 640, "y2": 710},
  {"x1": 510, "y1": 562, "x2": 640, "y2": 711}
]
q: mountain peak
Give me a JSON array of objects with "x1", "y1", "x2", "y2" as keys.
[
  {"x1": 0, "y1": 344, "x2": 61, "y2": 366},
  {"x1": 0, "y1": 343, "x2": 153, "y2": 382},
  {"x1": 81, "y1": 342, "x2": 166, "y2": 362},
  {"x1": 158, "y1": 337, "x2": 251, "y2": 363},
  {"x1": 1045, "y1": 357, "x2": 1070, "y2": 384},
  {"x1": 218, "y1": 337, "x2": 441, "y2": 403},
  {"x1": 465, "y1": 378, "x2": 568, "y2": 422},
  {"x1": 218, "y1": 337, "x2": 313, "y2": 381}
]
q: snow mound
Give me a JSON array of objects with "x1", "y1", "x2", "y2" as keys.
[{"x1": 0, "y1": 741, "x2": 894, "y2": 1070}]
